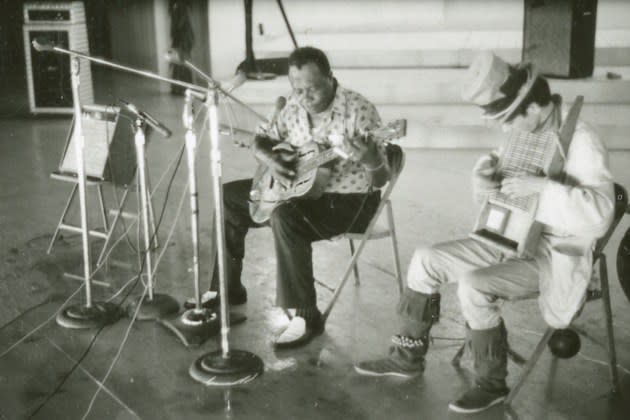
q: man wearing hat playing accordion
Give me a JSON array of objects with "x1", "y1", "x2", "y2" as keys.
[{"x1": 355, "y1": 51, "x2": 615, "y2": 414}]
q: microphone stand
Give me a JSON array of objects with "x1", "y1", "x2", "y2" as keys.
[
  {"x1": 241, "y1": 0, "x2": 276, "y2": 80},
  {"x1": 30, "y1": 40, "x2": 204, "y2": 327},
  {"x1": 125, "y1": 115, "x2": 179, "y2": 320},
  {"x1": 185, "y1": 67, "x2": 263, "y2": 386},
  {"x1": 55, "y1": 56, "x2": 119, "y2": 329},
  {"x1": 158, "y1": 90, "x2": 220, "y2": 346},
  {"x1": 33, "y1": 39, "x2": 264, "y2": 382}
]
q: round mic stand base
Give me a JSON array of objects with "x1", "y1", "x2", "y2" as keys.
[
  {"x1": 160, "y1": 308, "x2": 217, "y2": 347},
  {"x1": 190, "y1": 349, "x2": 264, "y2": 386},
  {"x1": 160, "y1": 307, "x2": 248, "y2": 347},
  {"x1": 126, "y1": 293, "x2": 179, "y2": 321},
  {"x1": 188, "y1": 89, "x2": 264, "y2": 387},
  {"x1": 56, "y1": 301, "x2": 121, "y2": 329}
]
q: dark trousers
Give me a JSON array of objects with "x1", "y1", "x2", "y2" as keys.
[{"x1": 211, "y1": 179, "x2": 380, "y2": 309}]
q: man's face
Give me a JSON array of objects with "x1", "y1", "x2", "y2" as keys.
[
  {"x1": 288, "y1": 62, "x2": 334, "y2": 114},
  {"x1": 501, "y1": 105, "x2": 540, "y2": 133}
]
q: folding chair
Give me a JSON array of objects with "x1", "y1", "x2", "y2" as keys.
[
  {"x1": 503, "y1": 182, "x2": 627, "y2": 405},
  {"x1": 320, "y1": 143, "x2": 406, "y2": 323},
  {"x1": 452, "y1": 183, "x2": 627, "y2": 405}
]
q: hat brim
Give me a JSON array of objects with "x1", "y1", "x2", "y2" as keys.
[{"x1": 482, "y1": 65, "x2": 538, "y2": 123}]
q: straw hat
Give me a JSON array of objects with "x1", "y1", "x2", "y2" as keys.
[{"x1": 462, "y1": 51, "x2": 539, "y2": 122}]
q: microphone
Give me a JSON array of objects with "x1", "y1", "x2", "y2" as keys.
[
  {"x1": 119, "y1": 99, "x2": 172, "y2": 138},
  {"x1": 32, "y1": 38, "x2": 55, "y2": 52}
]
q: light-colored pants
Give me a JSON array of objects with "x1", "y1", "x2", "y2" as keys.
[{"x1": 407, "y1": 238, "x2": 540, "y2": 330}]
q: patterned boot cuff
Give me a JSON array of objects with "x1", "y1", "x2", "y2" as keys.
[{"x1": 392, "y1": 334, "x2": 426, "y2": 349}]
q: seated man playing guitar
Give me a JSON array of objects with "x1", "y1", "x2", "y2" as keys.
[{"x1": 206, "y1": 46, "x2": 392, "y2": 348}]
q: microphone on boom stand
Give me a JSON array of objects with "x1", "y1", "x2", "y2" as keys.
[
  {"x1": 119, "y1": 99, "x2": 172, "y2": 138},
  {"x1": 158, "y1": 89, "x2": 245, "y2": 347}
]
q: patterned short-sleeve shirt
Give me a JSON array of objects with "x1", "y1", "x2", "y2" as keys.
[{"x1": 257, "y1": 80, "x2": 383, "y2": 193}]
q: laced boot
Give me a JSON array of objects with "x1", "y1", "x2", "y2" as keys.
[{"x1": 354, "y1": 289, "x2": 440, "y2": 378}]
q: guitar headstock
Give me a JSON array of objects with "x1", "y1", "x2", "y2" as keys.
[{"x1": 372, "y1": 119, "x2": 407, "y2": 143}]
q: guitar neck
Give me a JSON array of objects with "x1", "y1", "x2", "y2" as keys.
[
  {"x1": 298, "y1": 148, "x2": 339, "y2": 174},
  {"x1": 296, "y1": 119, "x2": 406, "y2": 174}
]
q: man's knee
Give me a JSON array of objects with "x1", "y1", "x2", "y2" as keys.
[
  {"x1": 457, "y1": 270, "x2": 491, "y2": 307},
  {"x1": 269, "y1": 204, "x2": 290, "y2": 226},
  {"x1": 407, "y1": 247, "x2": 441, "y2": 293},
  {"x1": 223, "y1": 180, "x2": 246, "y2": 209},
  {"x1": 457, "y1": 271, "x2": 502, "y2": 329},
  {"x1": 269, "y1": 204, "x2": 302, "y2": 235}
]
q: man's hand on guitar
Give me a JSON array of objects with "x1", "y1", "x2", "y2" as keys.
[
  {"x1": 501, "y1": 174, "x2": 547, "y2": 198},
  {"x1": 473, "y1": 153, "x2": 501, "y2": 192},
  {"x1": 270, "y1": 144, "x2": 298, "y2": 187},
  {"x1": 345, "y1": 133, "x2": 382, "y2": 168}
]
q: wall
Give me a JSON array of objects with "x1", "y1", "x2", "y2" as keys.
[
  {"x1": 108, "y1": 0, "x2": 159, "y2": 72},
  {"x1": 208, "y1": 0, "x2": 630, "y2": 79}
]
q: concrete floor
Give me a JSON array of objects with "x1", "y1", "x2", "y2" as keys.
[{"x1": 1, "y1": 71, "x2": 630, "y2": 420}]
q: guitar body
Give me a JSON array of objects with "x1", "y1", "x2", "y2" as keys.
[
  {"x1": 249, "y1": 142, "x2": 333, "y2": 224},
  {"x1": 248, "y1": 119, "x2": 407, "y2": 224}
]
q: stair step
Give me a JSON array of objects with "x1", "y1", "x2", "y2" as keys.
[
  {"x1": 222, "y1": 102, "x2": 628, "y2": 150},
  {"x1": 396, "y1": 124, "x2": 627, "y2": 150},
  {"x1": 232, "y1": 67, "x2": 630, "y2": 105},
  {"x1": 257, "y1": 29, "x2": 630, "y2": 68},
  {"x1": 242, "y1": 103, "x2": 630, "y2": 128}
]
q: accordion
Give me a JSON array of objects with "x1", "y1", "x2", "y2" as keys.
[{"x1": 470, "y1": 129, "x2": 564, "y2": 258}]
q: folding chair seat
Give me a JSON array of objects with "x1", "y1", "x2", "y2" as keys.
[
  {"x1": 452, "y1": 183, "x2": 628, "y2": 406},
  {"x1": 320, "y1": 143, "x2": 406, "y2": 323}
]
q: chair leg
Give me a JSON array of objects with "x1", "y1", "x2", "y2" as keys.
[
  {"x1": 386, "y1": 201, "x2": 404, "y2": 294},
  {"x1": 322, "y1": 234, "x2": 370, "y2": 323},
  {"x1": 505, "y1": 328, "x2": 554, "y2": 406},
  {"x1": 348, "y1": 239, "x2": 360, "y2": 286},
  {"x1": 599, "y1": 254, "x2": 620, "y2": 393},
  {"x1": 47, "y1": 184, "x2": 78, "y2": 254}
]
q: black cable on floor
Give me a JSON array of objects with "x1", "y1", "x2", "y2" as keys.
[
  {"x1": 0, "y1": 299, "x2": 52, "y2": 333},
  {"x1": 26, "y1": 137, "x2": 186, "y2": 419}
]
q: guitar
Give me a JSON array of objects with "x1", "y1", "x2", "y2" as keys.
[{"x1": 248, "y1": 119, "x2": 407, "y2": 224}]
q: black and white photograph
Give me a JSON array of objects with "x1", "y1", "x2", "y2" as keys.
[{"x1": 0, "y1": 0, "x2": 629, "y2": 418}]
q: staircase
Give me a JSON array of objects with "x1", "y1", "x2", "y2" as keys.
[
  {"x1": 216, "y1": 0, "x2": 630, "y2": 149},
  {"x1": 232, "y1": 66, "x2": 630, "y2": 149}
]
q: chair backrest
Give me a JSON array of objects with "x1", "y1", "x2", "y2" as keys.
[
  {"x1": 594, "y1": 183, "x2": 628, "y2": 258},
  {"x1": 378, "y1": 143, "x2": 405, "y2": 203},
  {"x1": 385, "y1": 143, "x2": 406, "y2": 182}
]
